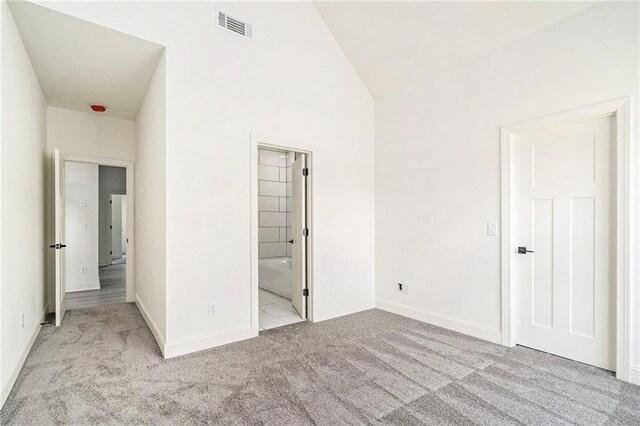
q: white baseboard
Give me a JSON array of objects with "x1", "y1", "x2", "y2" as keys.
[
  {"x1": 314, "y1": 300, "x2": 375, "y2": 322},
  {"x1": 0, "y1": 305, "x2": 47, "y2": 410},
  {"x1": 630, "y1": 365, "x2": 640, "y2": 386},
  {"x1": 376, "y1": 298, "x2": 502, "y2": 344},
  {"x1": 135, "y1": 295, "x2": 166, "y2": 357},
  {"x1": 164, "y1": 326, "x2": 256, "y2": 359},
  {"x1": 66, "y1": 280, "x2": 100, "y2": 292}
]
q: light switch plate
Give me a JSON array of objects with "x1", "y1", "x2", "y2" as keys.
[
  {"x1": 487, "y1": 222, "x2": 498, "y2": 236},
  {"x1": 80, "y1": 199, "x2": 88, "y2": 207},
  {"x1": 82, "y1": 223, "x2": 88, "y2": 231}
]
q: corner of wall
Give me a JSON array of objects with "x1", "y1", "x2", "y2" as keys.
[
  {"x1": 135, "y1": 295, "x2": 166, "y2": 357},
  {"x1": 133, "y1": 49, "x2": 166, "y2": 357},
  {"x1": 375, "y1": 298, "x2": 502, "y2": 345}
]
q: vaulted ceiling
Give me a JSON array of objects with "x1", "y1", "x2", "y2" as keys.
[
  {"x1": 314, "y1": 1, "x2": 601, "y2": 99},
  {"x1": 8, "y1": 1, "x2": 163, "y2": 120},
  {"x1": 9, "y1": 1, "x2": 601, "y2": 114}
]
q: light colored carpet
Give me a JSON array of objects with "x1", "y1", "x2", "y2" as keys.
[{"x1": 1, "y1": 304, "x2": 639, "y2": 425}]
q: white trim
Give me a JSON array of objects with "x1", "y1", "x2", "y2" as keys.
[
  {"x1": 65, "y1": 280, "x2": 101, "y2": 292},
  {"x1": 0, "y1": 306, "x2": 46, "y2": 409},
  {"x1": 250, "y1": 133, "x2": 317, "y2": 331},
  {"x1": 376, "y1": 298, "x2": 502, "y2": 344},
  {"x1": 135, "y1": 295, "x2": 166, "y2": 357},
  {"x1": 164, "y1": 326, "x2": 255, "y2": 359},
  {"x1": 62, "y1": 154, "x2": 136, "y2": 303},
  {"x1": 500, "y1": 98, "x2": 634, "y2": 382},
  {"x1": 630, "y1": 365, "x2": 640, "y2": 386},
  {"x1": 315, "y1": 300, "x2": 376, "y2": 323}
]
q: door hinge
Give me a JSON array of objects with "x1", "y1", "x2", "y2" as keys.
[
  {"x1": 302, "y1": 289, "x2": 309, "y2": 297},
  {"x1": 302, "y1": 168, "x2": 308, "y2": 176},
  {"x1": 110, "y1": 200, "x2": 112, "y2": 204},
  {"x1": 109, "y1": 225, "x2": 112, "y2": 229},
  {"x1": 110, "y1": 250, "x2": 112, "y2": 255},
  {"x1": 303, "y1": 228, "x2": 309, "y2": 237}
]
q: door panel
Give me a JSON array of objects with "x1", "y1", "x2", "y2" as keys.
[
  {"x1": 291, "y1": 154, "x2": 307, "y2": 318},
  {"x1": 532, "y1": 199, "x2": 553, "y2": 328},
  {"x1": 569, "y1": 197, "x2": 595, "y2": 337},
  {"x1": 515, "y1": 116, "x2": 614, "y2": 370},
  {"x1": 54, "y1": 149, "x2": 66, "y2": 326}
]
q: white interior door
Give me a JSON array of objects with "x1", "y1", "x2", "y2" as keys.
[
  {"x1": 53, "y1": 149, "x2": 67, "y2": 326},
  {"x1": 514, "y1": 116, "x2": 615, "y2": 370},
  {"x1": 111, "y1": 195, "x2": 123, "y2": 258},
  {"x1": 291, "y1": 154, "x2": 307, "y2": 318}
]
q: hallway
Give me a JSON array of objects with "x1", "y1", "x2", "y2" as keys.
[{"x1": 65, "y1": 261, "x2": 126, "y2": 310}]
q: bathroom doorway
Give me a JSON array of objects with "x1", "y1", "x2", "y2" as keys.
[{"x1": 252, "y1": 141, "x2": 313, "y2": 331}]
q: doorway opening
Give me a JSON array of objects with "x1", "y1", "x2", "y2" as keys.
[
  {"x1": 52, "y1": 153, "x2": 134, "y2": 325},
  {"x1": 254, "y1": 144, "x2": 312, "y2": 331},
  {"x1": 65, "y1": 165, "x2": 128, "y2": 311}
]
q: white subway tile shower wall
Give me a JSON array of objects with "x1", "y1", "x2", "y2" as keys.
[{"x1": 258, "y1": 148, "x2": 293, "y2": 258}]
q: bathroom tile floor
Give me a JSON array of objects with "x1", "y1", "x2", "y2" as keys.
[{"x1": 259, "y1": 289, "x2": 305, "y2": 330}]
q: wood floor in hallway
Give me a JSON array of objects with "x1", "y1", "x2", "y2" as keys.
[{"x1": 65, "y1": 260, "x2": 126, "y2": 310}]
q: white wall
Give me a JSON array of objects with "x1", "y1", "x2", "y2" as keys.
[
  {"x1": 375, "y1": 1, "x2": 639, "y2": 365},
  {"x1": 135, "y1": 52, "x2": 166, "y2": 347},
  {"x1": 46, "y1": 107, "x2": 135, "y2": 307},
  {"x1": 1, "y1": 1, "x2": 47, "y2": 406},
  {"x1": 39, "y1": 1, "x2": 375, "y2": 356},
  {"x1": 64, "y1": 162, "x2": 99, "y2": 292},
  {"x1": 47, "y1": 106, "x2": 135, "y2": 160}
]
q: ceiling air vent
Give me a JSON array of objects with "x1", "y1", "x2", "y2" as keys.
[{"x1": 217, "y1": 11, "x2": 252, "y2": 39}]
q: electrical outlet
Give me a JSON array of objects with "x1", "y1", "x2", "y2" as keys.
[
  {"x1": 80, "y1": 199, "x2": 87, "y2": 207},
  {"x1": 208, "y1": 303, "x2": 216, "y2": 317},
  {"x1": 487, "y1": 222, "x2": 498, "y2": 236},
  {"x1": 81, "y1": 266, "x2": 87, "y2": 274},
  {"x1": 21, "y1": 313, "x2": 24, "y2": 328},
  {"x1": 82, "y1": 223, "x2": 88, "y2": 231},
  {"x1": 402, "y1": 283, "x2": 409, "y2": 294}
]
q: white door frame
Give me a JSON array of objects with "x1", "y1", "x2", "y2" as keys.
[
  {"x1": 500, "y1": 98, "x2": 634, "y2": 382},
  {"x1": 62, "y1": 154, "x2": 135, "y2": 303},
  {"x1": 250, "y1": 134, "x2": 315, "y2": 335}
]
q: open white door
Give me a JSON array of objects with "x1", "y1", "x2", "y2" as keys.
[
  {"x1": 291, "y1": 154, "x2": 307, "y2": 318},
  {"x1": 53, "y1": 149, "x2": 67, "y2": 326}
]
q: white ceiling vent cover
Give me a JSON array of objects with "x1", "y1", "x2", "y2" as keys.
[{"x1": 217, "y1": 11, "x2": 253, "y2": 39}]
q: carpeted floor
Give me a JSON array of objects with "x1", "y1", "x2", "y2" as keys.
[{"x1": 1, "y1": 304, "x2": 639, "y2": 425}]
